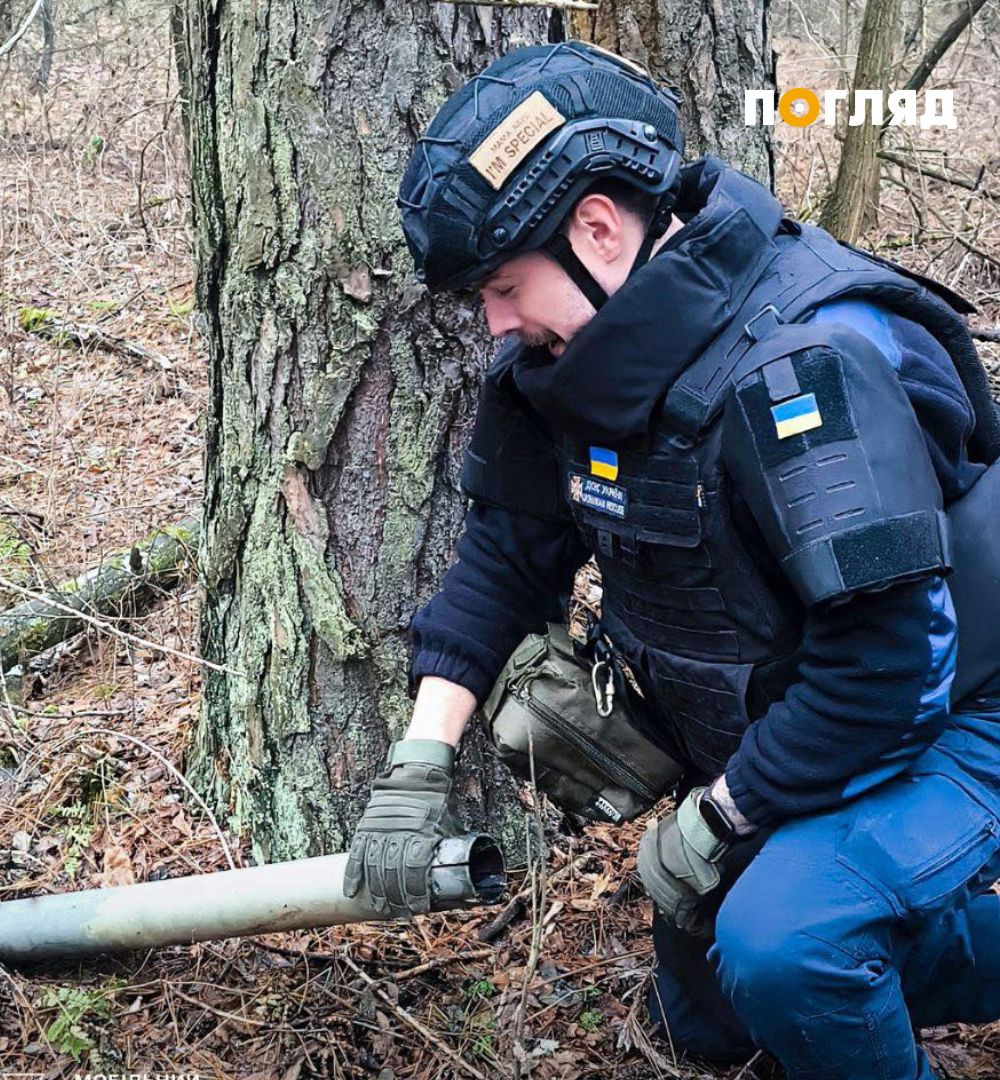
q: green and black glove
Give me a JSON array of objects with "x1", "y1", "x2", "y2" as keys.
[
  {"x1": 343, "y1": 739, "x2": 460, "y2": 918},
  {"x1": 636, "y1": 786, "x2": 763, "y2": 937}
]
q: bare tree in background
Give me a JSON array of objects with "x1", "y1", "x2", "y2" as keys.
[
  {"x1": 32, "y1": 0, "x2": 52, "y2": 89},
  {"x1": 821, "y1": 0, "x2": 990, "y2": 242},
  {"x1": 899, "y1": 0, "x2": 991, "y2": 98},
  {"x1": 820, "y1": 0, "x2": 901, "y2": 240},
  {"x1": 183, "y1": 3, "x2": 552, "y2": 864}
]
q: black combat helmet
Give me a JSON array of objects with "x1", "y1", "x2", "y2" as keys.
[{"x1": 397, "y1": 41, "x2": 685, "y2": 310}]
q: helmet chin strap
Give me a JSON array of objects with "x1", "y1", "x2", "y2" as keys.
[
  {"x1": 542, "y1": 189, "x2": 679, "y2": 314},
  {"x1": 627, "y1": 189, "x2": 679, "y2": 278},
  {"x1": 542, "y1": 231, "x2": 609, "y2": 312}
]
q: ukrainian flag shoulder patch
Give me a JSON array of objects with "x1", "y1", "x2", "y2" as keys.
[
  {"x1": 589, "y1": 446, "x2": 619, "y2": 481},
  {"x1": 771, "y1": 393, "x2": 823, "y2": 440}
]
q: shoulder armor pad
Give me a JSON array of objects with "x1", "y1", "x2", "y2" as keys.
[
  {"x1": 723, "y1": 321, "x2": 951, "y2": 606},
  {"x1": 835, "y1": 239, "x2": 977, "y2": 316}
]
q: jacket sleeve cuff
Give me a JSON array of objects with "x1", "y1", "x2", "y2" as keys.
[
  {"x1": 409, "y1": 643, "x2": 499, "y2": 709},
  {"x1": 723, "y1": 757, "x2": 782, "y2": 829}
]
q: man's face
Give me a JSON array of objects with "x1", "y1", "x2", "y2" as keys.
[
  {"x1": 477, "y1": 250, "x2": 595, "y2": 358},
  {"x1": 476, "y1": 197, "x2": 682, "y2": 358},
  {"x1": 477, "y1": 194, "x2": 659, "y2": 358}
]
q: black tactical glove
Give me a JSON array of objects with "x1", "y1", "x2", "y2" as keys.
[{"x1": 343, "y1": 739, "x2": 460, "y2": 918}]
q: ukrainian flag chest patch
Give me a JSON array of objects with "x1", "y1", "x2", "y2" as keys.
[
  {"x1": 588, "y1": 446, "x2": 619, "y2": 480},
  {"x1": 567, "y1": 446, "x2": 628, "y2": 519},
  {"x1": 771, "y1": 392, "x2": 823, "y2": 439}
]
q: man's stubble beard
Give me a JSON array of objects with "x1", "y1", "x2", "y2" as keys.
[{"x1": 515, "y1": 274, "x2": 602, "y2": 353}]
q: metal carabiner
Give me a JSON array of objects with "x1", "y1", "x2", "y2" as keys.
[{"x1": 591, "y1": 658, "x2": 615, "y2": 717}]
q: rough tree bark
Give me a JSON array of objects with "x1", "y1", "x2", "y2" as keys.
[
  {"x1": 572, "y1": 0, "x2": 775, "y2": 186},
  {"x1": 184, "y1": 3, "x2": 550, "y2": 864},
  {"x1": 820, "y1": 0, "x2": 901, "y2": 241}
]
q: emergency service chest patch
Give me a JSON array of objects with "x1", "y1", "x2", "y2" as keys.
[{"x1": 568, "y1": 472, "x2": 628, "y2": 519}]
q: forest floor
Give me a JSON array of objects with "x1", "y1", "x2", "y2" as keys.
[{"x1": 2, "y1": 8, "x2": 1000, "y2": 1080}]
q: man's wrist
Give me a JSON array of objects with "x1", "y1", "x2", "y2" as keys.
[
  {"x1": 696, "y1": 787, "x2": 737, "y2": 844},
  {"x1": 405, "y1": 675, "x2": 477, "y2": 747},
  {"x1": 709, "y1": 774, "x2": 758, "y2": 837}
]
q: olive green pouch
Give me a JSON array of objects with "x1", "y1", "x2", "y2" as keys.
[{"x1": 482, "y1": 623, "x2": 683, "y2": 823}]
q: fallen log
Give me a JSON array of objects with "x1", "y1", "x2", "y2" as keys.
[
  {"x1": 18, "y1": 307, "x2": 173, "y2": 370},
  {"x1": 0, "y1": 520, "x2": 198, "y2": 671}
]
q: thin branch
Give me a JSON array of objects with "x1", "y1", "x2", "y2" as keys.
[
  {"x1": 6, "y1": 705, "x2": 129, "y2": 718},
  {"x1": 733, "y1": 1051, "x2": 769, "y2": 1080},
  {"x1": 341, "y1": 950, "x2": 491, "y2": 1080},
  {"x1": 10, "y1": 726, "x2": 239, "y2": 870},
  {"x1": 169, "y1": 986, "x2": 330, "y2": 1034},
  {"x1": 394, "y1": 947, "x2": 496, "y2": 982},
  {"x1": 970, "y1": 327, "x2": 1000, "y2": 344},
  {"x1": 0, "y1": 0, "x2": 43, "y2": 58},
  {"x1": 883, "y1": 169, "x2": 1000, "y2": 272},
  {"x1": 902, "y1": 0, "x2": 990, "y2": 93},
  {"x1": 19, "y1": 312, "x2": 174, "y2": 370},
  {"x1": 512, "y1": 725, "x2": 549, "y2": 1078},
  {"x1": 477, "y1": 852, "x2": 594, "y2": 942},
  {"x1": 877, "y1": 147, "x2": 1000, "y2": 200}
]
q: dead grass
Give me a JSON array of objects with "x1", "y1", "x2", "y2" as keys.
[{"x1": 1, "y1": 6, "x2": 1000, "y2": 1079}]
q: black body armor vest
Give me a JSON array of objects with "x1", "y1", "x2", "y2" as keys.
[{"x1": 462, "y1": 156, "x2": 1000, "y2": 779}]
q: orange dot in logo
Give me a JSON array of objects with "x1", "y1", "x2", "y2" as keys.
[{"x1": 778, "y1": 88, "x2": 820, "y2": 127}]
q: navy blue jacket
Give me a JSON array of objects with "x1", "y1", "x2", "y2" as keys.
[{"x1": 409, "y1": 298, "x2": 984, "y2": 825}]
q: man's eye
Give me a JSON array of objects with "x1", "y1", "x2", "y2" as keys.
[{"x1": 495, "y1": 284, "x2": 515, "y2": 298}]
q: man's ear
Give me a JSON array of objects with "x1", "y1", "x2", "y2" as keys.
[{"x1": 567, "y1": 193, "x2": 625, "y2": 263}]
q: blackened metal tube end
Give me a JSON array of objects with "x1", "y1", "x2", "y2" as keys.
[{"x1": 430, "y1": 834, "x2": 506, "y2": 908}]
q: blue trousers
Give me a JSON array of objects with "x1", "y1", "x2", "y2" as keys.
[{"x1": 647, "y1": 706, "x2": 1000, "y2": 1079}]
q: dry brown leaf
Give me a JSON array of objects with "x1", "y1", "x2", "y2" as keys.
[
  {"x1": 99, "y1": 844, "x2": 136, "y2": 887},
  {"x1": 568, "y1": 898, "x2": 599, "y2": 912},
  {"x1": 589, "y1": 872, "x2": 615, "y2": 899}
]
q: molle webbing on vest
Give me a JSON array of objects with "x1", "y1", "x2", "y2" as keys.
[
  {"x1": 460, "y1": 347, "x2": 570, "y2": 522},
  {"x1": 476, "y1": 157, "x2": 995, "y2": 775}
]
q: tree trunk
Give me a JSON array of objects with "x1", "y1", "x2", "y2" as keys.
[
  {"x1": 819, "y1": 0, "x2": 901, "y2": 241},
  {"x1": 31, "y1": 0, "x2": 52, "y2": 90},
  {"x1": 576, "y1": 0, "x2": 775, "y2": 187},
  {"x1": 169, "y1": 0, "x2": 191, "y2": 146},
  {"x1": 900, "y1": 0, "x2": 989, "y2": 94},
  {"x1": 185, "y1": 2, "x2": 550, "y2": 864}
]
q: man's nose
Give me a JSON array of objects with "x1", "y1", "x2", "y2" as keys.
[{"x1": 481, "y1": 294, "x2": 520, "y2": 338}]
